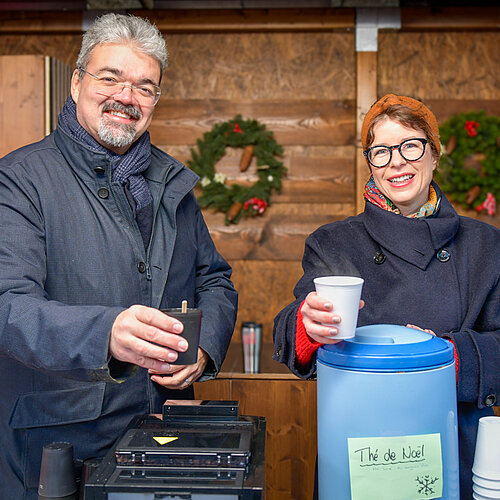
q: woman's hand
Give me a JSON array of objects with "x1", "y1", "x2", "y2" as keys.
[
  {"x1": 406, "y1": 324, "x2": 436, "y2": 335},
  {"x1": 301, "y1": 292, "x2": 365, "y2": 344}
]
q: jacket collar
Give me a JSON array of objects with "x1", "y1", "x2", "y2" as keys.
[
  {"x1": 53, "y1": 124, "x2": 198, "y2": 194},
  {"x1": 362, "y1": 182, "x2": 460, "y2": 270}
]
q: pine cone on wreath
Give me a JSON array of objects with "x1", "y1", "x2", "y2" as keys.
[{"x1": 239, "y1": 145, "x2": 254, "y2": 172}]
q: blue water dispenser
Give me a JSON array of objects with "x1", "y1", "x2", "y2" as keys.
[{"x1": 316, "y1": 324, "x2": 460, "y2": 500}]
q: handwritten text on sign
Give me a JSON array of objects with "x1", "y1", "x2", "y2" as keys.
[{"x1": 348, "y1": 433, "x2": 443, "y2": 500}]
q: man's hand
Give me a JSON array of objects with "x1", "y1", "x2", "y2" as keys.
[
  {"x1": 149, "y1": 348, "x2": 209, "y2": 389},
  {"x1": 109, "y1": 305, "x2": 189, "y2": 372}
]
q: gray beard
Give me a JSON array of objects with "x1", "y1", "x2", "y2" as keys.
[{"x1": 97, "y1": 119, "x2": 137, "y2": 149}]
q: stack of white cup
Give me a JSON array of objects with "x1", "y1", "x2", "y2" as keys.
[{"x1": 472, "y1": 416, "x2": 500, "y2": 499}]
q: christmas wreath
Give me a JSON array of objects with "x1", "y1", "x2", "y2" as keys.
[
  {"x1": 435, "y1": 111, "x2": 499, "y2": 216},
  {"x1": 188, "y1": 115, "x2": 287, "y2": 224}
]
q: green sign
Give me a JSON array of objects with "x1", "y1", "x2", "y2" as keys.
[{"x1": 348, "y1": 433, "x2": 443, "y2": 500}]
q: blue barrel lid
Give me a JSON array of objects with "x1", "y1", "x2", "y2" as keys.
[{"x1": 317, "y1": 324, "x2": 454, "y2": 372}]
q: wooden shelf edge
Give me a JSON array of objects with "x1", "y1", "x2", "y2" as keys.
[{"x1": 216, "y1": 371, "x2": 310, "y2": 380}]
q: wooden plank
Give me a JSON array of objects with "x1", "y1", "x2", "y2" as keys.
[
  {"x1": 355, "y1": 51, "x2": 377, "y2": 214},
  {"x1": 288, "y1": 156, "x2": 353, "y2": 178},
  {"x1": 135, "y1": 8, "x2": 355, "y2": 33},
  {"x1": 2, "y1": 7, "x2": 499, "y2": 34},
  {"x1": 231, "y1": 378, "x2": 317, "y2": 500},
  {"x1": 160, "y1": 144, "x2": 355, "y2": 168},
  {"x1": 400, "y1": 7, "x2": 500, "y2": 32},
  {"x1": 183, "y1": 151, "x2": 353, "y2": 181},
  {"x1": 163, "y1": 31, "x2": 354, "y2": 101},
  {"x1": 276, "y1": 178, "x2": 354, "y2": 203},
  {"x1": 0, "y1": 33, "x2": 81, "y2": 68},
  {"x1": 0, "y1": 9, "x2": 355, "y2": 33},
  {"x1": 150, "y1": 99, "x2": 356, "y2": 146},
  {"x1": 261, "y1": 202, "x2": 354, "y2": 217},
  {"x1": 203, "y1": 211, "x2": 346, "y2": 261},
  {"x1": 0, "y1": 55, "x2": 46, "y2": 157},
  {"x1": 193, "y1": 378, "x2": 231, "y2": 400},
  {"x1": 426, "y1": 100, "x2": 500, "y2": 124},
  {"x1": 0, "y1": 11, "x2": 82, "y2": 33},
  {"x1": 378, "y1": 33, "x2": 500, "y2": 101}
]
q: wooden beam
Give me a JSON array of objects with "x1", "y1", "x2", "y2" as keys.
[
  {"x1": 1, "y1": 7, "x2": 498, "y2": 34},
  {"x1": 150, "y1": 99, "x2": 356, "y2": 146},
  {"x1": 0, "y1": 8, "x2": 355, "y2": 34},
  {"x1": 135, "y1": 8, "x2": 355, "y2": 32},
  {"x1": 0, "y1": 11, "x2": 82, "y2": 33},
  {"x1": 399, "y1": 7, "x2": 500, "y2": 32},
  {"x1": 355, "y1": 51, "x2": 377, "y2": 215},
  {"x1": 203, "y1": 211, "x2": 349, "y2": 261}
]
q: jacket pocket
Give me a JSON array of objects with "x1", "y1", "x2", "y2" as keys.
[{"x1": 9, "y1": 383, "x2": 105, "y2": 429}]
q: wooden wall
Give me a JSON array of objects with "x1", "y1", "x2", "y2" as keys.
[
  {"x1": 154, "y1": 29, "x2": 357, "y2": 345},
  {"x1": 1, "y1": 10, "x2": 498, "y2": 346}
]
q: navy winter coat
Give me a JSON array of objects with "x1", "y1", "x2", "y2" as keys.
[
  {"x1": 0, "y1": 124, "x2": 238, "y2": 498},
  {"x1": 273, "y1": 184, "x2": 500, "y2": 500}
]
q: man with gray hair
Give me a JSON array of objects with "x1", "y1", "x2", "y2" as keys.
[{"x1": 0, "y1": 13, "x2": 237, "y2": 497}]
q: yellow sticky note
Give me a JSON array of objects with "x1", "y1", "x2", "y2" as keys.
[
  {"x1": 153, "y1": 436, "x2": 178, "y2": 445},
  {"x1": 348, "y1": 433, "x2": 443, "y2": 500}
]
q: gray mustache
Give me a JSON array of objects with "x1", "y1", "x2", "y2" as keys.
[{"x1": 102, "y1": 102, "x2": 142, "y2": 120}]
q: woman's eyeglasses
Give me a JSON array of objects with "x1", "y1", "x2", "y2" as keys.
[
  {"x1": 79, "y1": 69, "x2": 161, "y2": 106},
  {"x1": 363, "y1": 138, "x2": 428, "y2": 168}
]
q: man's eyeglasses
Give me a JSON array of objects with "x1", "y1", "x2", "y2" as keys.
[
  {"x1": 79, "y1": 69, "x2": 161, "y2": 106},
  {"x1": 363, "y1": 138, "x2": 428, "y2": 168}
]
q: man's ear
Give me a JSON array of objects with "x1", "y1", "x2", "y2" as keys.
[{"x1": 70, "y1": 69, "x2": 81, "y2": 103}]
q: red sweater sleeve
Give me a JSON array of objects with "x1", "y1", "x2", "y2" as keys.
[
  {"x1": 295, "y1": 300, "x2": 323, "y2": 366},
  {"x1": 447, "y1": 338, "x2": 459, "y2": 383}
]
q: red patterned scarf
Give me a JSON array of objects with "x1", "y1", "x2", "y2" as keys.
[{"x1": 364, "y1": 176, "x2": 440, "y2": 218}]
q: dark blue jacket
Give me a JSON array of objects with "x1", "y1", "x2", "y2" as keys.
[
  {"x1": 273, "y1": 185, "x2": 500, "y2": 500},
  {"x1": 0, "y1": 124, "x2": 238, "y2": 498}
]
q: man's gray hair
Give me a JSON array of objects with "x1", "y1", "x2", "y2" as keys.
[{"x1": 76, "y1": 13, "x2": 168, "y2": 78}]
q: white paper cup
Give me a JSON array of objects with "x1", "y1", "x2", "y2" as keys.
[
  {"x1": 474, "y1": 475, "x2": 500, "y2": 490},
  {"x1": 474, "y1": 493, "x2": 496, "y2": 500},
  {"x1": 473, "y1": 416, "x2": 500, "y2": 480},
  {"x1": 313, "y1": 276, "x2": 364, "y2": 340},
  {"x1": 474, "y1": 483, "x2": 500, "y2": 499}
]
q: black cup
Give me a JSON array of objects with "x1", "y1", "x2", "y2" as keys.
[
  {"x1": 38, "y1": 442, "x2": 77, "y2": 499},
  {"x1": 161, "y1": 308, "x2": 202, "y2": 365}
]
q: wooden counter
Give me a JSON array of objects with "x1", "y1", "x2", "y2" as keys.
[{"x1": 194, "y1": 342, "x2": 317, "y2": 500}]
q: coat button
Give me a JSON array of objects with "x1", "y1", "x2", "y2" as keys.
[
  {"x1": 484, "y1": 394, "x2": 496, "y2": 407},
  {"x1": 374, "y1": 251, "x2": 386, "y2": 265},
  {"x1": 97, "y1": 187, "x2": 109, "y2": 199},
  {"x1": 137, "y1": 262, "x2": 146, "y2": 273},
  {"x1": 436, "y1": 249, "x2": 450, "y2": 262},
  {"x1": 94, "y1": 166, "x2": 106, "y2": 175}
]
